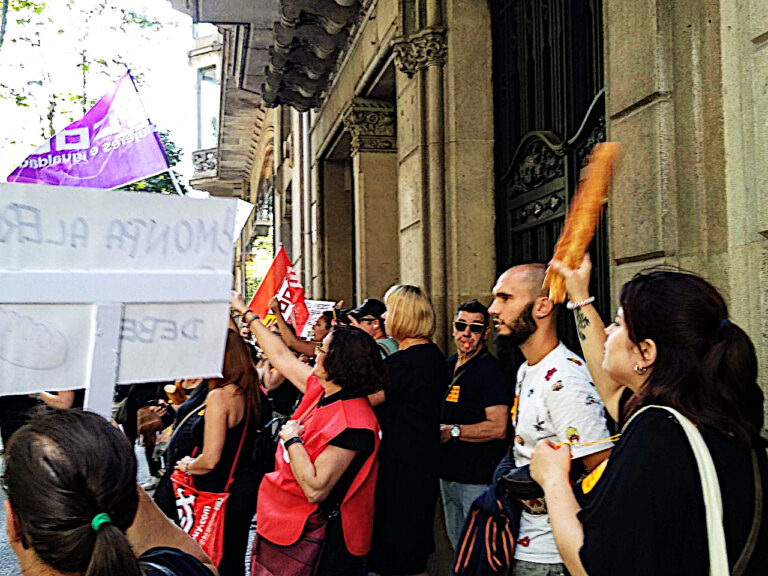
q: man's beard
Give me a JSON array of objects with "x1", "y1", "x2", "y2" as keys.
[{"x1": 498, "y1": 302, "x2": 537, "y2": 346}]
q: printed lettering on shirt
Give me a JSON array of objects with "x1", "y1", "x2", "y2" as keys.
[
  {"x1": 585, "y1": 393, "x2": 599, "y2": 406},
  {"x1": 545, "y1": 368, "x2": 557, "y2": 381},
  {"x1": 566, "y1": 357, "x2": 583, "y2": 366},
  {"x1": 566, "y1": 426, "x2": 580, "y2": 443},
  {"x1": 446, "y1": 385, "x2": 460, "y2": 403}
]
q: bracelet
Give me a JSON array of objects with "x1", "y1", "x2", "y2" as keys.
[
  {"x1": 567, "y1": 296, "x2": 595, "y2": 310},
  {"x1": 283, "y1": 436, "x2": 303, "y2": 450},
  {"x1": 244, "y1": 311, "x2": 259, "y2": 324}
]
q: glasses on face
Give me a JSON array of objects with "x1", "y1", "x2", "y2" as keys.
[
  {"x1": 453, "y1": 321, "x2": 485, "y2": 334},
  {"x1": 315, "y1": 345, "x2": 328, "y2": 356}
]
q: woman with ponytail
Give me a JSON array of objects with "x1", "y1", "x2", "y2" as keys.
[
  {"x1": 3, "y1": 409, "x2": 216, "y2": 576},
  {"x1": 529, "y1": 256, "x2": 767, "y2": 576}
]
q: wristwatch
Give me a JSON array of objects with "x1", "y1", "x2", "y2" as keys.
[{"x1": 450, "y1": 425, "x2": 461, "y2": 440}]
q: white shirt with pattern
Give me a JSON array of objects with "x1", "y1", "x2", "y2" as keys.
[{"x1": 512, "y1": 342, "x2": 612, "y2": 564}]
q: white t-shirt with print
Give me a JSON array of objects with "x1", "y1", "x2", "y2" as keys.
[{"x1": 512, "y1": 342, "x2": 612, "y2": 564}]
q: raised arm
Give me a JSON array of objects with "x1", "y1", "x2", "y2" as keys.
[
  {"x1": 230, "y1": 292, "x2": 312, "y2": 394},
  {"x1": 548, "y1": 254, "x2": 623, "y2": 421},
  {"x1": 269, "y1": 297, "x2": 318, "y2": 357}
]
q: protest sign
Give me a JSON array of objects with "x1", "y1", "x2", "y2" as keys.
[
  {"x1": 248, "y1": 246, "x2": 309, "y2": 334},
  {"x1": 300, "y1": 300, "x2": 336, "y2": 339},
  {"x1": 0, "y1": 182, "x2": 237, "y2": 417}
]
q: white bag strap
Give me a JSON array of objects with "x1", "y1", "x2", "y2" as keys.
[{"x1": 623, "y1": 405, "x2": 729, "y2": 576}]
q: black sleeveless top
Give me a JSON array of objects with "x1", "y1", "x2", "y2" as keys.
[{"x1": 189, "y1": 397, "x2": 257, "y2": 493}]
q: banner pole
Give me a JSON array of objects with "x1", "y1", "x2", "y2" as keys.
[{"x1": 167, "y1": 168, "x2": 184, "y2": 196}]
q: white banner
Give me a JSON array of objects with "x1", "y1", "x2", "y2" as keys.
[{"x1": 0, "y1": 183, "x2": 237, "y2": 415}]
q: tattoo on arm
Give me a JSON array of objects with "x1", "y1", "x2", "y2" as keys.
[{"x1": 575, "y1": 308, "x2": 590, "y2": 341}]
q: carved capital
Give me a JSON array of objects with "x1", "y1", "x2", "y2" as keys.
[
  {"x1": 343, "y1": 99, "x2": 396, "y2": 154},
  {"x1": 392, "y1": 27, "x2": 447, "y2": 77}
]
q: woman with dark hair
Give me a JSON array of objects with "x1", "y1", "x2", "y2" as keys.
[
  {"x1": 153, "y1": 323, "x2": 263, "y2": 576},
  {"x1": 230, "y1": 292, "x2": 384, "y2": 576},
  {"x1": 367, "y1": 285, "x2": 448, "y2": 576},
  {"x1": 3, "y1": 409, "x2": 215, "y2": 576},
  {"x1": 529, "y1": 255, "x2": 768, "y2": 576}
]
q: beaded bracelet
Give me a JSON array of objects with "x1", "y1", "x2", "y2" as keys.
[
  {"x1": 566, "y1": 296, "x2": 595, "y2": 310},
  {"x1": 565, "y1": 296, "x2": 595, "y2": 310}
]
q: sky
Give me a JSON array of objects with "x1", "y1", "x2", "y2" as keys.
[{"x1": 0, "y1": 0, "x2": 199, "y2": 184}]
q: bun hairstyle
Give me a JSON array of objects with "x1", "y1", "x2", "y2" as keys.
[
  {"x1": 4, "y1": 409, "x2": 141, "y2": 576},
  {"x1": 620, "y1": 269, "x2": 764, "y2": 447}
]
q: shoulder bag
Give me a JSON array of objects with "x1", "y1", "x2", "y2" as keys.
[{"x1": 170, "y1": 407, "x2": 250, "y2": 567}]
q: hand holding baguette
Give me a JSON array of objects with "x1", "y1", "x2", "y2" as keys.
[{"x1": 543, "y1": 142, "x2": 623, "y2": 303}]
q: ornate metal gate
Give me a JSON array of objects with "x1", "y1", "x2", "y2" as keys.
[{"x1": 492, "y1": 0, "x2": 610, "y2": 349}]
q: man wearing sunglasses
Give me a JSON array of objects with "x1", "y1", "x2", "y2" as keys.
[{"x1": 439, "y1": 299, "x2": 511, "y2": 550}]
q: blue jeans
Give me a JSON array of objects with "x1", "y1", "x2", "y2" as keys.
[
  {"x1": 440, "y1": 479, "x2": 489, "y2": 549},
  {"x1": 512, "y1": 560, "x2": 566, "y2": 576}
]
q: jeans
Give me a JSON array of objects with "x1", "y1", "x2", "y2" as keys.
[
  {"x1": 440, "y1": 479, "x2": 489, "y2": 549},
  {"x1": 512, "y1": 560, "x2": 567, "y2": 576}
]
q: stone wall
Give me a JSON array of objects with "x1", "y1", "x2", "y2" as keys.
[{"x1": 604, "y1": 0, "x2": 768, "y2": 405}]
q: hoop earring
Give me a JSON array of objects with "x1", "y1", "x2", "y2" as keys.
[{"x1": 634, "y1": 364, "x2": 648, "y2": 376}]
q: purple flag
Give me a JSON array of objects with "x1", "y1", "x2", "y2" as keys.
[{"x1": 7, "y1": 72, "x2": 169, "y2": 189}]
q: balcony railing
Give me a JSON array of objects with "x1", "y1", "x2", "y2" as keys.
[{"x1": 191, "y1": 148, "x2": 218, "y2": 179}]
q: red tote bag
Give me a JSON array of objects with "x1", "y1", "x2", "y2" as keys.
[{"x1": 170, "y1": 409, "x2": 250, "y2": 566}]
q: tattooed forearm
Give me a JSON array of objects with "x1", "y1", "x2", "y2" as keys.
[{"x1": 575, "y1": 308, "x2": 590, "y2": 341}]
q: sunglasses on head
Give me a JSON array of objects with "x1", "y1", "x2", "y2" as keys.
[{"x1": 453, "y1": 320, "x2": 485, "y2": 334}]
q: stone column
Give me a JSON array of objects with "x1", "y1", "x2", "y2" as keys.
[
  {"x1": 343, "y1": 98, "x2": 400, "y2": 303},
  {"x1": 393, "y1": 25, "x2": 449, "y2": 347}
]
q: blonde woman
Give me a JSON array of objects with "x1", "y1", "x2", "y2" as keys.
[{"x1": 367, "y1": 285, "x2": 449, "y2": 576}]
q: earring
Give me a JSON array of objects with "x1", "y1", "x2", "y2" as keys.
[{"x1": 634, "y1": 364, "x2": 648, "y2": 376}]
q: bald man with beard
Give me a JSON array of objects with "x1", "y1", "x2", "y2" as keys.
[{"x1": 488, "y1": 264, "x2": 612, "y2": 576}]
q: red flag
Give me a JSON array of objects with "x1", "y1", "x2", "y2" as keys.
[{"x1": 248, "y1": 246, "x2": 309, "y2": 335}]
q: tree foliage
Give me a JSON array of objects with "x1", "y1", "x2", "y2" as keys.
[{"x1": 119, "y1": 130, "x2": 186, "y2": 195}]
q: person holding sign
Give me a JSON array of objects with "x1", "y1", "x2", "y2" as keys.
[
  {"x1": 529, "y1": 255, "x2": 768, "y2": 576},
  {"x1": 3, "y1": 409, "x2": 216, "y2": 576},
  {"x1": 231, "y1": 292, "x2": 384, "y2": 576}
]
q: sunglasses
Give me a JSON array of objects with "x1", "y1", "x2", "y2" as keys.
[{"x1": 453, "y1": 321, "x2": 485, "y2": 334}]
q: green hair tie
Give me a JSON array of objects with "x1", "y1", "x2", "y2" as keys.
[{"x1": 90, "y1": 513, "x2": 112, "y2": 532}]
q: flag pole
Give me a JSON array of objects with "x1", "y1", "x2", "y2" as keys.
[{"x1": 167, "y1": 168, "x2": 184, "y2": 195}]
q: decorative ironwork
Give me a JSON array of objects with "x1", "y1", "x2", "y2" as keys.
[
  {"x1": 511, "y1": 141, "x2": 565, "y2": 193},
  {"x1": 192, "y1": 148, "x2": 217, "y2": 178},
  {"x1": 492, "y1": 0, "x2": 608, "y2": 354},
  {"x1": 342, "y1": 99, "x2": 396, "y2": 154},
  {"x1": 392, "y1": 28, "x2": 447, "y2": 77},
  {"x1": 576, "y1": 114, "x2": 606, "y2": 168},
  {"x1": 510, "y1": 191, "x2": 566, "y2": 229}
]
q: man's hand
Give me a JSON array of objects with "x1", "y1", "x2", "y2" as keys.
[{"x1": 439, "y1": 424, "x2": 453, "y2": 444}]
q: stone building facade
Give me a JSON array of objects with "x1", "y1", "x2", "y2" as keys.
[{"x1": 173, "y1": 0, "x2": 768, "y2": 421}]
